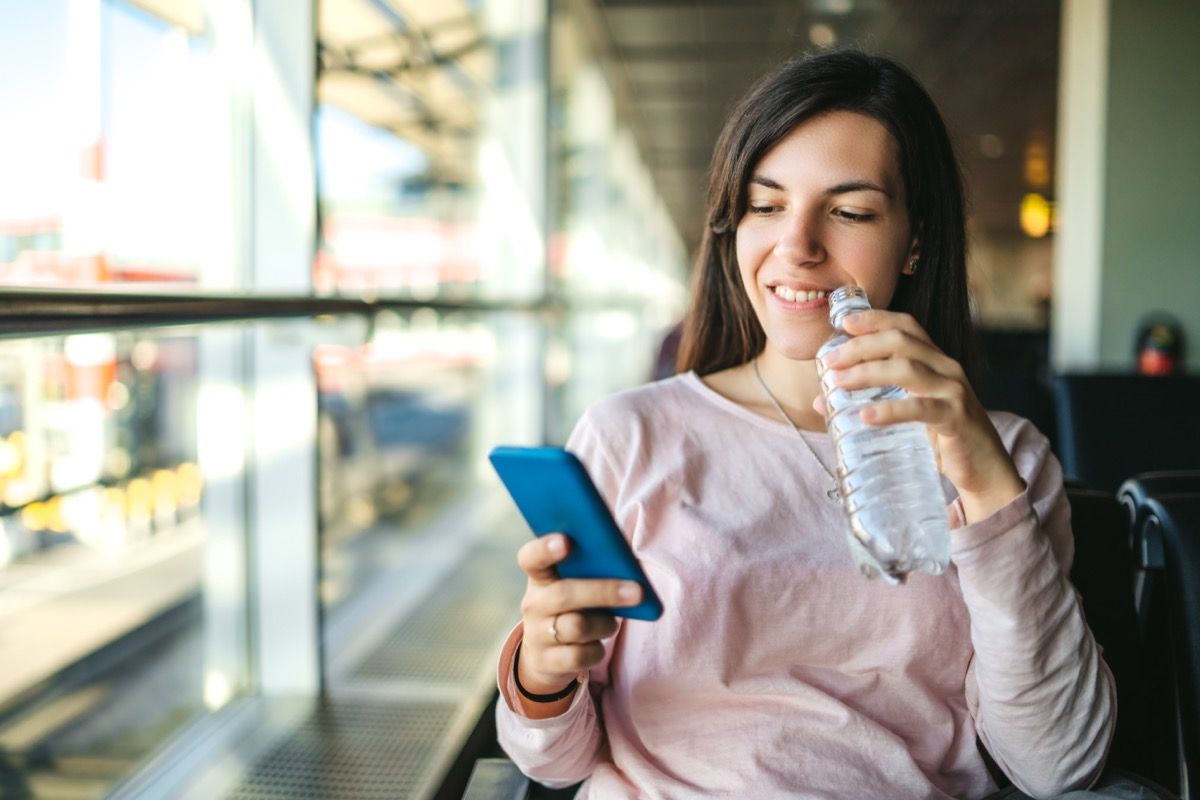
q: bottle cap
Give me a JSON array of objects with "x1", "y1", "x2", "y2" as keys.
[
  {"x1": 827, "y1": 285, "x2": 871, "y2": 327},
  {"x1": 829, "y1": 285, "x2": 867, "y2": 306}
]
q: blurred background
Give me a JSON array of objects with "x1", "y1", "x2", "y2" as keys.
[{"x1": 0, "y1": 0, "x2": 1196, "y2": 798}]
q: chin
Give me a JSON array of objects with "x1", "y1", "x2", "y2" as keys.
[{"x1": 769, "y1": 338, "x2": 823, "y2": 362}]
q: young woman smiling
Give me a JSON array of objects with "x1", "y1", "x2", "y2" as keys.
[{"x1": 494, "y1": 50, "x2": 1132, "y2": 799}]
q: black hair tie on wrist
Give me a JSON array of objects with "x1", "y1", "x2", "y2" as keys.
[{"x1": 513, "y1": 641, "x2": 579, "y2": 703}]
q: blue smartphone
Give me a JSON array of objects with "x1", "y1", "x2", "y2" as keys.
[{"x1": 488, "y1": 445, "x2": 663, "y2": 621}]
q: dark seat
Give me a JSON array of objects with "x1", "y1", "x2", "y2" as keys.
[
  {"x1": 1066, "y1": 486, "x2": 1155, "y2": 782},
  {"x1": 1052, "y1": 374, "x2": 1200, "y2": 493},
  {"x1": 1131, "y1": 493, "x2": 1200, "y2": 799},
  {"x1": 1118, "y1": 472, "x2": 1200, "y2": 629}
]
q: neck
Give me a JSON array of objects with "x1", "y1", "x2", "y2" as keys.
[{"x1": 752, "y1": 347, "x2": 826, "y2": 431}]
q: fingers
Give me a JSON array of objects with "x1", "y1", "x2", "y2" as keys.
[
  {"x1": 547, "y1": 610, "x2": 620, "y2": 646},
  {"x1": 517, "y1": 533, "x2": 570, "y2": 584},
  {"x1": 521, "y1": 576, "x2": 643, "y2": 619},
  {"x1": 829, "y1": 356, "x2": 965, "y2": 400},
  {"x1": 838, "y1": 308, "x2": 932, "y2": 345},
  {"x1": 514, "y1": 535, "x2": 644, "y2": 687},
  {"x1": 536, "y1": 640, "x2": 607, "y2": 677},
  {"x1": 821, "y1": 310, "x2": 955, "y2": 377},
  {"x1": 857, "y1": 394, "x2": 958, "y2": 427}
]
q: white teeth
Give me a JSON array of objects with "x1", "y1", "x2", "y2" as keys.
[{"x1": 773, "y1": 286, "x2": 828, "y2": 303}]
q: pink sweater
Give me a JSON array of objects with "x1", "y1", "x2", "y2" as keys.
[{"x1": 496, "y1": 372, "x2": 1114, "y2": 799}]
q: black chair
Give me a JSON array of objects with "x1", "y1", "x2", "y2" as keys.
[
  {"x1": 1125, "y1": 491, "x2": 1200, "y2": 799},
  {"x1": 1118, "y1": 472, "x2": 1200, "y2": 631},
  {"x1": 1052, "y1": 374, "x2": 1200, "y2": 493},
  {"x1": 1066, "y1": 486, "x2": 1156, "y2": 782}
]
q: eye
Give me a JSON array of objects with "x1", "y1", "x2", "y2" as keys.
[
  {"x1": 747, "y1": 203, "x2": 781, "y2": 215},
  {"x1": 834, "y1": 208, "x2": 876, "y2": 222}
]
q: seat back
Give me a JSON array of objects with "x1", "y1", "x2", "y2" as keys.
[
  {"x1": 1052, "y1": 374, "x2": 1200, "y2": 492},
  {"x1": 1120, "y1": 472, "x2": 1200, "y2": 535},
  {"x1": 1066, "y1": 486, "x2": 1154, "y2": 780},
  {"x1": 1142, "y1": 494, "x2": 1200, "y2": 797}
]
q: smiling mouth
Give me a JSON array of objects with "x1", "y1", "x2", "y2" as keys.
[{"x1": 771, "y1": 286, "x2": 829, "y2": 303}]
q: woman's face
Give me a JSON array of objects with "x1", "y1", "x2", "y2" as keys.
[{"x1": 735, "y1": 110, "x2": 915, "y2": 360}]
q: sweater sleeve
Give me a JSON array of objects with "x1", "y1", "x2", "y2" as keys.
[
  {"x1": 493, "y1": 405, "x2": 626, "y2": 787},
  {"x1": 952, "y1": 415, "x2": 1116, "y2": 798}
]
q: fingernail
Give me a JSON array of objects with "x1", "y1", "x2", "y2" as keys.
[
  {"x1": 860, "y1": 406, "x2": 878, "y2": 422},
  {"x1": 547, "y1": 535, "x2": 565, "y2": 554},
  {"x1": 618, "y1": 582, "x2": 641, "y2": 602}
]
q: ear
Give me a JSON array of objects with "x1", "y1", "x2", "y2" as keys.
[{"x1": 901, "y1": 238, "x2": 921, "y2": 276}]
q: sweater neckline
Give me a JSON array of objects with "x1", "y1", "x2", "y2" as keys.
[{"x1": 678, "y1": 370, "x2": 828, "y2": 441}]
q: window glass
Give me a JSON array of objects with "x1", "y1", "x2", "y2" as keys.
[
  {"x1": 0, "y1": 0, "x2": 219, "y2": 289},
  {"x1": 321, "y1": 309, "x2": 542, "y2": 628},
  {"x1": 315, "y1": 1, "x2": 532, "y2": 300},
  {"x1": 0, "y1": 324, "x2": 252, "y2": 798}
]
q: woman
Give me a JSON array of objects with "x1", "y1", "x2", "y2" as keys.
[{"x1": 495, "y1": 50, "x2": 1116, "y2": 798}]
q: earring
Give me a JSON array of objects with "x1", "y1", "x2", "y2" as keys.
[{"x1": 905, "y1": 256, "x2": 919, "y2": 275}]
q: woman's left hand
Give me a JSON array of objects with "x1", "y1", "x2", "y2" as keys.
[{"x1": 813, "y1": 308, "x2": 1026, "y2": 525}]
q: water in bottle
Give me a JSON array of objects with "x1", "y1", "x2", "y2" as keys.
[{"x1": 816, "y1": 285, "x2": 950, "y2": 584}]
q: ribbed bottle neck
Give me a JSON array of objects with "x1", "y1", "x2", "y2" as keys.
[{"x1": 828, "y1": 286, "x2": 871, "y2": 330}]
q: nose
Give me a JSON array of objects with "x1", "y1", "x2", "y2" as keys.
[{"x1": 772, "y1": 210, "x2": 825, "y2": 266}]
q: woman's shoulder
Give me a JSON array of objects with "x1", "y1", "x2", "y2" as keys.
[{"x1": 579, "y1": 372, "x2": 703, "y2": 432}]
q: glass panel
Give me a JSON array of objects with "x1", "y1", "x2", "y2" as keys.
[
  {"x1": 316, "y1": 309, "x2": 541, "y2": 629},
  {"x1": 547, "y1": 3, "x2": 688, "y2": 310},
  {"x1": 0, "y1": 0, "x2": 221, "y2": 289},
  {"x1": 0, "y1": 324, "x2": 251, "y2": 798},
  {"x1": 315, "y1": 0, "x2": 546, "y2": 302}
]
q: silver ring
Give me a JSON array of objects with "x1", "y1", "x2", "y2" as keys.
[{"x1": 549, "y1": 615, "x2": 563, "y2": 645}]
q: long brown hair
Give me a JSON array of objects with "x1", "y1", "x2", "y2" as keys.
[{"x1": 677, "y1": 49, "x2": 977, "y2": 383}]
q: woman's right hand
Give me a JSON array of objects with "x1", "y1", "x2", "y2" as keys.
[{"x1": 516, "y1": 533, "x2": 643, "y2": 698}]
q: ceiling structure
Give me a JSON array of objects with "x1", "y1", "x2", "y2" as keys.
[
  {"x1": 130, "y1": 0, "x2": 1060, "y2": 254},
  {"x1": 582, "y1": 0, "x2": 1061, "y2": 252}
]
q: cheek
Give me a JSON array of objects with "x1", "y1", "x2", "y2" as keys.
[{"x1": 734, "y1": 228, "x2": 767, "y2": 278}]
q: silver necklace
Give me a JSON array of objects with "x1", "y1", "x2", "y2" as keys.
[{"x1": 751, "y1": 358, "x2": 842, "y2": 505}]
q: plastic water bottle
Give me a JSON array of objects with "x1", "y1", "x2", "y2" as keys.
[{"x1": 816, "y1": 286, "x2": 950, "y2": 584}]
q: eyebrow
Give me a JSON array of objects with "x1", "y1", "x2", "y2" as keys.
[{"x1": 748, "y1": 174, "x2": 893, "y2": 198}]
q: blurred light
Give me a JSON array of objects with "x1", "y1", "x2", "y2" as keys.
[
  {"x1": 61, "y1": 487, "x2": 103, "y2": 545},
  {"x1": 106, "y1": 446, "x2": 132, "y2": 479},
  {"x1": 809, "y1": 23, "x2": 837, "y2": 48},
  {"x1": 1023, "y1": 136, "x2": 1051, "y2": 189},
  {"x1": 810, "y1": 0, "x2": 854, "y2": 13},
  {"x1": 21, "y1": 502, "x2": 46, "y2": 531},
  {"x1": 1019, "y1": 193, "x2": 1053, "y2": 238},
  {"x1": 204, "y1": 669, "x2": 234, "y2": 710},
  {"x1": 197, "y1": 384, "x2": 247, "y2": 480},
  {"x1": 544, "y1": 339, "x2": 572, "y2": 387},
  {"x1": 153, "y1": 469, "x2": 178, "y2": 524},
  {"x1": 106, "y1": 380, "x2": 130, "y2": 411},
  {"x1": 0, "y1": 438, "x2": 22, "y2": 476},
  {"x1": 5, "y1": 480, "x2": 37, "y2": 508},
  {"x1": 594, "y1": 310, "x2": 638, "y2": 342},
  {"x1": 131, "y1": 340, "x2": 158, "y2": 371},
  {"x1": 0, "y1": 520, "x2": 12, "y2": 567},
  {"x1": 979, "y1": 134, "x2": 1005, "y2": 159},
  {"x1": 127, "y1": 477, "x2": 153, "y2": 531},
  {"x1": 176, "y1": 462, "x2": 205, "y2": 508},
  {"x1": 64, "y1": 333, "x2": 116, "y2": 367}
]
